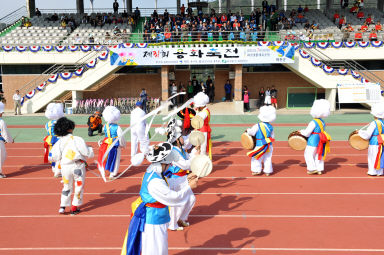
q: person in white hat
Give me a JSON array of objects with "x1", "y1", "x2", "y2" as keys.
[
  {"x1": 130, "y1": 101, "x2": 150, "y2": 158},
  {"x1": 50, "y1": 117, "x2": 94, "y2": 215},
  {"x1": 193, "y1": 92, "x2": 212, "y2": 159},
  {"x1": 358, "y1": 102, "x2": 384, "y2": 176},
  {"x1": 44, "y1": 103, "x2": 64, "y2": 177},
  {"x1": 97, "y1": 106, "x2": 126, "y2": 179},
  {"x1": 121, "y1": 142, "x2": 198, "y2": 255},
  {"x1": 0, "y1": 102, "x2": 14, "y2": 178},
  {"x1": 300, "y1": 99, "x2": 332, "y2": 175},
  {"x1": 163, "y1": 119, "x2": 197, "y2": 231},
  {"x1": 246, "y1": 106, "x2": 276, "y2": 176}
]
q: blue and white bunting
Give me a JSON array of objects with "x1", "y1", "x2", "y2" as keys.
[
  {"x1": 272, "y1": 41, "x2": 285, "y2": 47},
  {"x1": 16, "y1": 46, "x2": 27, "y2": 52},
  {"x1": 291, "y1": 42, "x2": 300, "y2": 50},
  {"x1": 98, "y1": 51, "x2": 109, "y2": 61},
  {"x1": 310, "y1": 57, "x2": 322, "y2": 67},
  {"x1": 331, "y1": 42, "x2": 343, "y2": 48},
  {"x1": 55, "y1": 46, "x2": 66, "y2": 52},
  {"x1": 60, "y1": 72, "x2": 73, "y2": 80},
  {"x1": 371, "y1": 41, "x2": 383, "y2": 47},
  {"x1": 344, "y1": 41, "x2": 356, "y2": 48},
  {"x1": 74, "y1": 67, "x2": 85, "y2": 76},
  {"x1": 93, "y1": 45, "x2": 104, "y2": 51},
  {"x1": 86, "y1": 59, "x2": 97, "y2": 68},
  {"x1": 337, "y1": 69, "x2": 349, "y2": 75},
  {"x1": 121, "y1": 43, "x2": 134, "y2": 48},
  {"x1": 304, "y1": 42, "x2": 315, "y2": 49},
  {"x1": 299, "y1": 49, "x2": 310, "y2": 58},
  {"x1": 25, "y1": 89, "x2": 36, "y2": 99},
  {"x1": 68, "y1": 45, "x2": 79, "y2": 52},
  {"x1": 29, "y1": 46, "x2": 41, "y2": 52},
  {"x1": 351, "y1": 70, "x2": 361, "y2": 79},
  {"x1": 20, "y1": 97, "x2": 25, "y2": 106},
  {"x1": 317, "y1": 42, "x2": 329, "y2": 49},
  {"x1": 36, "y1": 81, "x2": 47, "y2": 91},
  {"x1": 322, "y1": 65, "x2": 334, "y2": 74},
  {"x1": 43, "y1": 45, "x2": 53, "y2": 52},
  {"x1": 361, "y1": 77, "x2": 370, "y2": 83},
  {"x1": 48, "y1": 74, "x2": 59, "y2": 83},
  {"x1": 80, "y1": 45, "x2": 91, "y2": 52},
  {"x1": 2, "y1": 46, "x2": 13, "y2": 52},
  {"x1": 136, "y1": 43, "x2": 148, "y2": 48},
  {"x1": 258, "y1": 41, "x2": 271, "y2": 47},
  {"x1": 358, "y1": 41, "x2": 369, "y2": 48}
]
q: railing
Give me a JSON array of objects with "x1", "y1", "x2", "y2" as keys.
[
  {"x1": 0, "y1": 6, "x2": 27, "y2": 35},
  {"x1": 304, "y1": 46, "x2": 384, "y2": 89},
  {"x1": 19, "y1": 50, "x2": 101, "y2": 97}
]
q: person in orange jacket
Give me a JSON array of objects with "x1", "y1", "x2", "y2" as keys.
[{"x1": 87, "y1": 111, "x2": 103, "y2": 136}]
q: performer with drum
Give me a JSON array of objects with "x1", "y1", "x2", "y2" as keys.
[
  {"x1": 245, "y1": 106, "x2": 276, "y2": 176},
  {"x1": 192, "y1": 92, "x2": 212, "y2": 159},
  {"x1": 299, "y1": 99, "x2": 331, "y2": 175},
  {"x1": 357, "y1": 102, "x2": 384, "y2": 176}
]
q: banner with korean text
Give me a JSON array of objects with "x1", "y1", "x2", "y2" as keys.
[{"x1": 109, "y1": 45, "x2": 295, "y2": 66}]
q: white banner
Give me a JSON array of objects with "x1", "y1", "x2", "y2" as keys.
[
  {"x1": 109, "y1": 45, "x2": 295, "y2": 66},
  {"x1": 337, "y1": 83, "x2": 382, "y2": 103}
]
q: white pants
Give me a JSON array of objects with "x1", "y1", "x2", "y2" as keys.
[
  {"x1": 109, "y1": 147, "x2": 121, "y2": 177},
  {"x1": 167, "y1": 176, "x2": 196, "y2": 230},
  {"x1": 60, "y1": 162, "x2": 86, "y2": 207},
  {"x1": 251, "y1": 146, "x2": 273, "y2": 174},
  {"x1": 264, "y1": 96, "x2": 271, "y2": 105},
  {"x1": 304, "y1": 146, "x2": 324, "y2": 172},
  {"x1": 131, "y1": 129, "x2": 149, "y2": 157},
  {"x1": 0, "y1": 141, "x2": 6, "y2": 174},
  {"x1": 200, "y1": 132, "x2": 208, "y2": 156},
  {"x1": 367, "y1": 145, "x2": 383, "y2": 176},
  {"x1": 142, "y1": 223, "x2": 168, "y2": 255}
]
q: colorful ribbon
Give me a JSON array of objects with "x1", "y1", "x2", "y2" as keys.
[{"x1": 374, "y1": 120, "x2": 384, "y2": 169}]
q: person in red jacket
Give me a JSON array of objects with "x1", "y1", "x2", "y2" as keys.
[
  {"x1": 369, "y1": 29, "x2": 378, "y2": 41},
  {"x1": 354, "y1": 29, "x2": 363, "y2": 41}
]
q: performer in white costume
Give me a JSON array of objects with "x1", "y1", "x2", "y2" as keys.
[
  {"x1": 51, "y1": 117, "x2": 94, "y2": 215},
  {"x1": 130, "y1": 101, "x2": 150, "y2": 157},
  {"x1": 300, "y1": 99, "x2": 332, "y2": 175},
  {"x1": 193, "y1": 92, "x2": 212, "y2": 159},
  {"x1": 246, "y1": 106, "x2": 276, "y2": 176},
  {"x1": 43, "y1": 103, "x2": 64, "y2": 177},
  {"x1": 163, "y1": 119, "x2": 197, "y2": 231},
  {"x1": 97, "y1": 106, "x2": 126, "y2": 179},
  {"x1": 0, "y1": 102, "x2": 14, "y2": 178},
  {"x1": 121, "y1": 142, "x2": 198, "y2": 255},
  {"x1": 358, "y1": 102, "x2": 384, "y2": 176}
]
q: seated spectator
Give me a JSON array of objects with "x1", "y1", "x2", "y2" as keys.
[
  {"x1": 296, "y1": 12, "x2": 306, "y2": 24},
  {"x1": 88, "y1": 34, "x2": 95, "y2": 43},
  {"x1": 350, "y1": 4, "x2": 359, "y2": 14},
  {"x1": 354, "y1": 29, "x2": 363, "y2": 41},
  {"x1": 87, "y1": 111, "x2": 103, "y2": 136},
  {"x1": 375, "y1": 21, "x2": 383, "y2": 31},
  {"x1": 365, "y1": 15, "x2": 373, "y2": 25},
  {"x1": 303, "y1": 5, "x2": 309, "y2": 12},
  {"x1": 61, "y1": 19, "x2": 66, "y2": 29},
  {"x1": 35, "y1": 8, "x2": 41, "y2": 17},
  {"x1": 338, "y1": 15, "x2": 346, "y2": 29},
  {"x1": 304, "y1": 21, "x2": 311, "y2": 30},
  {"x1": 360, "y1": 22, "x2": 368, "y2": 32},
  {"x1": 22, "y1": 17, "x2": 32, "y2": 28},
  {"x1": 345, "y1": 23, "x2": 354, "y2": 32},
  {"x1": 74, "y1": 34, "x2": 82, "y2": 44},
  {"x1": 311, "y1": 21, "x2": 319, "y2": 30},
  {"x1": 357, "y1": 10, "x2": 364, "y2": 19},
  {"x1": 51, "y1": 13, "x2": 58, "y2": 21},
  {"x1": 297, "y1": 5, "x2": 303, "y2": 13},
  {"x1": 369, "y1": 29, "x2": 377, "y2": 41},
  {"x1": 342, "y1": 27, "x2": 351, "y2": 41},
  {"x1": 113, "y1": 26, "x2": 121, "y2": 36},
  {"x1": 333, "y1": 11, "x2": 340, "y2": 23}
]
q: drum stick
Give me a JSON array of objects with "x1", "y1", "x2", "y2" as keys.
[
  {"x1": 359, "y1": 123, "x2": 370, "y2": 131},
  {"x1": 163, "y1": 98, "x2": 194, "y2": 121}
]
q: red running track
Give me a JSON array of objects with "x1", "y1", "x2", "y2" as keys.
[{"x1": 1, "y1": 141, "x2": 384, "y2": 255}]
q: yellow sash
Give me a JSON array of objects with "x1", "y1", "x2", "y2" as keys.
[
  {"x1": 314, "y1": 119, "x2": 331, "y2": 159},
  {"x1": 260, "y1": 122, "x2": 272, "y2": 144}
]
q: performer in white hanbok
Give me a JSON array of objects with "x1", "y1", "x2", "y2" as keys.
[
  {"x1": 43, "y1": 103, "x2": 64, "y2": 177},
  {"x1": 97, "y1": 106, "x2": 126, "y2": 179},
  {"x1": 300, "y1": 99, "x2": 332, "y2": 175},
  {"x1": 163, "y1": 119, "x2": 197, "y2": 231},
  {"x1": 121, "y1": 142, "x2": 198, "y2": 255},
  {"x1": 193, "y1": 92, "x2": 212, "y2": 159},
  {"x1": 130, "y1": 101, "x2": 150, "y2": 157},
  {"x1": 0, "y1": 102, "x2": 14, "y2": 178},
  {"x1": 51, "y1": 117, "x2": 94, "y2": 215},
  {"x1": 358, "y1": 102, "x2": 384, "y2": 176},
  {"x1": 246, "y1": 106, "x2": 276, "y2": 176}
]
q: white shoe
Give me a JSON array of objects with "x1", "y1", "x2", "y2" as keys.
[{"x1": 59, "y1": 207, "x2": 65, "y2": 214}]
